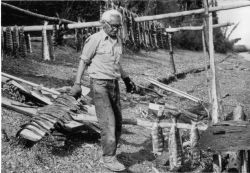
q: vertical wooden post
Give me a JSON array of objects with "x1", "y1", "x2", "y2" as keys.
[
  {"x1": 42, "y1": 21, "x2": 50, "y2": 61},
  {"x1": 167, "y1": 31, "x2": 176, "y2": 75},
  {"x1": 208, "y1": 8, "x2": 222, "y2": 124},
  {"x1": 202, "y1": 29, "x2": 211, "y2": 104},
  {"x1": 203, "y1": 0, "x2": 223, "y2": 172}
]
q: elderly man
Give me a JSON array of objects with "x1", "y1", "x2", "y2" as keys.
[{"x1": 70, "y1": 9, "x2": 136, "y2": 171}]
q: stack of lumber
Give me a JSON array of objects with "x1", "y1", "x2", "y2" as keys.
[{"x1": 1, "y1": 73, "x2": 209, "y2": 145}]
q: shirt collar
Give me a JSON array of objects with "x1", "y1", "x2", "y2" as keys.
[{"x1": 100, "y1": 29, "x2": 109, "y2": 41}]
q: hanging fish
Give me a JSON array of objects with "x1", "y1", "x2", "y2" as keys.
[
  {"x1": 47, "y1": 31, "x2": 55, "y2": 61},
  {"x1": 144, "y1": 21, "x2": 149, "y2": 50},
  {"x1": 128, "y1": 13, "x2": 135, "y2": 45},
  {"x1": 42, "y1": 21, "x2": 50, "y2": 61},
  {"x1": 190, "y1": 121, "x2": 200, "y2": 166},
  {"x1": 152, "y1": 21, "x2": 159, "y2": 49},
  {"x1": 135, "y1": 22, "x2": 141, "y2": 49},
  {"x1": 25, "y1": 33, "x2": 32, "y2": 53},
  {"x1": 168, "y1": 117, "x2": 183, "y2": 170},
  {"x1": 19, "y1": 26, "x2": 27, "y2": 58},
  {"x1": 1, "y1": 28, "x2": 5, "y2": 59},
  {"x1": 5, "y1": 26, "x2": 13, "y2": 55},
  {"x1": 12, "y1": 26, "x2": 20, "y2": 57},
  {"x1": 151, "y1": 121, "x2": 164, "y2": 156},
  {"x1": 51, "y1": 24, "x2": 57, "y2": 46},
  {"x1": 148, "y1": 21, "x2": 154, "y2": 49}
]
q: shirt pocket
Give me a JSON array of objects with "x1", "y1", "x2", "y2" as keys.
[{"x1": 96, "y1": 43, "x2": 112, "y2": 54}]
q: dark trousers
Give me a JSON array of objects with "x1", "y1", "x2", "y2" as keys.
[{"x1": 90, "y1": 78, "x2": 122, "y2": 156}]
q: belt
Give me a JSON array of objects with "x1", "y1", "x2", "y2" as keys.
[{"x1": 91, "y1": 78, "x2": 118, "y2": 82}]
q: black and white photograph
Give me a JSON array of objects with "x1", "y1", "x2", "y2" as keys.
[{"x1": 1, "y1": 0, "x2": 250, "y2": 172}]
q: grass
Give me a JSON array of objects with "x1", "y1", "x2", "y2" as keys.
[{"x1": 1, "y1": 42, "x2": 250, "y2": 172}]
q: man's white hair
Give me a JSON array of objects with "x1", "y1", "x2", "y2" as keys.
[{"x1": 101, "y1": 9, "x2": 122, "y2": 23}]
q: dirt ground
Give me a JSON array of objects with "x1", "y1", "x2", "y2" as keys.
[{"x1": 1, "y1": 42, "x2": 250, "y2": 173}]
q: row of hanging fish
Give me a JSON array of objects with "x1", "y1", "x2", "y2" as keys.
[
  {"x1": 1, "y1": 26, "x2": 31, "y2": 58},
  {"x1": 151, "y1": 116, "x2": 201, "y2": 170}
]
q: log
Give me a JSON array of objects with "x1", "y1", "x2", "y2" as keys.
[
  {"x1": 1, "y1": 2, "x2": 74, "y2": 24},
  {"x1": 2, "y1": 72, "x2": 60, "y2": 95},
  {"x1": 2, "y1": 97, "x2": 37, "y2": 117},
  {"x1": 135, "y1": 2, "x2": 250, "y2": 22},
  {"x1": 164, "y1": 103, "x2": 199, "y2": 121}
]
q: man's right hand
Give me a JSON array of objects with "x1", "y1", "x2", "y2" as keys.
[{"x1": 69, "y1": 83, "x2": 82, "y2": 99}]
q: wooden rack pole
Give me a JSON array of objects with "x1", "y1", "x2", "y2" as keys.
[
  {"x1": 135, "y1": 2, "x2": 250, "y2": 22},
  {"x1": 165, "y1": 22, "x2": 233, "y2": 32},
  {"x1": 1, "y1": 2, "x2": 75, "y2": 24},
  {"x1": 2, "y1": 21, "x2": 102, "y2": 32},
  {"x1": 208, "y1": 8, "x2": 222, "y2": 124}
]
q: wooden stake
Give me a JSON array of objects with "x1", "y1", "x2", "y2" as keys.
[{"x1": 167, "y1": 31, "x2": 176, "y2": 75}]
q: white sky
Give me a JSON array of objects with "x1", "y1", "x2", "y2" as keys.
[{"x1": 217, "y1": 0, "x2": 250, "y2": 47}]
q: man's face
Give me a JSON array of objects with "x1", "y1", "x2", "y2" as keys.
[{"x1": 104, "y1": 15, "x2": 122, "y2": 37}]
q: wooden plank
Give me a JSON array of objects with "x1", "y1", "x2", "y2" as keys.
[
  {"x1": 9, "y1": 79, "x2": 53, "y2": 105},
  {"x1": 198, "y1": 121, "x2": 250, "y2": 152},
  {"x1": 146, "y1": 78, "x2": 202, "y2": 103},
  {"x1": 2, "y1": 72, "x2": 60, "y2": 95}
]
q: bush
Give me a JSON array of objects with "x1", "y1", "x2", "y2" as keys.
[{"x1": 173, "y1": 28, "x2": 233, "y2": 53}]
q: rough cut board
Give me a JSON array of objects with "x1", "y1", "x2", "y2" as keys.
[{"x1": 198, "y1": 121, "x2": 250, "y2": 152}]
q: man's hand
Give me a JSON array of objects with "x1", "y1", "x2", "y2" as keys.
[
  {"x1": 123, "y1": 77, "x2": 137, "y2": 93},
  {"x1": 69, "y1": 83, "x2": 82, "y2": 99}
]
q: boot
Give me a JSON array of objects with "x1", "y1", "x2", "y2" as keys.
[{"x1": 100, "y1": 156, "x2": 126, "y2": 172}]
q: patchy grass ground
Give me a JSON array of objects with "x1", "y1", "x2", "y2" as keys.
[{"x1": 2, "y1": 42, "x2": 250, "y2": 172}]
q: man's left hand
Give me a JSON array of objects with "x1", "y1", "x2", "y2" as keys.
[{"x1": 123, "y1": 77, "x2": 137, "y2": 93}]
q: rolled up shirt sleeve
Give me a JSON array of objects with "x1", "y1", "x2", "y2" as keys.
[{"x1": 80, "y1": 35, "x2": 100, "y2": 65}]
